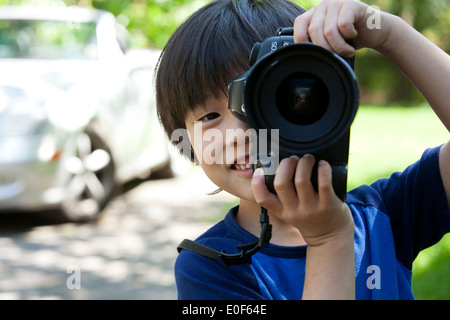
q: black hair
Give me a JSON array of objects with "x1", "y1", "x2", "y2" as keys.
[{"x1": 156, "y1": 0, "x2": 305, "y2": 156}]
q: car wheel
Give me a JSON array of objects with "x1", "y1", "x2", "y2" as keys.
[{"x1": 61, "y1": 128, "x2": 115, "y2": 222}]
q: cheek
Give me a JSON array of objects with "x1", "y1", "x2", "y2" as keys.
[
  {"x1": 199, "y1": 161, "x2": 230, "y2": 195},
  {"x1": 189, "y1": 127, "x2": 226, "y2": 165},
  {"x1": 186, "y1": 126, "x2": 203, "y2": 163}
]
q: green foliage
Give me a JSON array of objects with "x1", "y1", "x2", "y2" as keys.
[
  {"x1": 82, "y1": 0, "x2": 212, "y2": 48},
  {"x1": 412, "y1": 233, "x2": 450, "y2": 300},
  {"x1": 348, "y1": 105, "x2": 449, "y2": 190},
  {"x1": 91, "y1": 0, "x2": 210, "y2": 48},
  {"x1": 359, "y1": 0, "x2": 449, "y2": 104},
  {"x1": 75, "y1": 0, "x2": 450, "y2": 103},
  {"x1": 365, "y1": 0, "x2": 450, "y2": 50},
  {"x1": 1, "y1": 0, "x2": 448, "y2": 52}
]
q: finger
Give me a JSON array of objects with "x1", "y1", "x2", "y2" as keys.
[
  {"x1": 252, "y1": 168, "x2": 283, "y2": 214},
  {"x1": 307, "y1": 3, "x2": 332, "y2": 51},
  {"x1": 293, "y1": 9, "x2": 314, "y2": 43},
  {"x1": 273, "y1": 156, "x2": 299, "y2": 206},
  {"x1": 337, "y1": 0, "x2": 360, "y2": 40},
  {"x1": 317, "y1": 160, "x2": 336, "y2": 201},
  {"x1": 294, "y1": 154, "x2": 317, "y2": 204},
  {"x1": 324, "y1": 0, "x2": 355, "y2": 57}
]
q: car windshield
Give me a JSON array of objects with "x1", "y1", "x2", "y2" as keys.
[{"x1": 0, "y1": 19, "x2": 98, "y2": 60}]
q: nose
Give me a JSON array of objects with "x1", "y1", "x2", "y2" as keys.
[{"x1": 223, "y1": 112, "x2": 252, "y2": 165}]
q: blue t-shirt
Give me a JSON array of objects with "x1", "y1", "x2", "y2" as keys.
[{"x1": 175, "y1": 146, "x2": 450, "y2": 299}]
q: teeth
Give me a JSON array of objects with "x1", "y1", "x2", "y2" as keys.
[{"x1": 234, "y1": 163, "x2": 251, "y2": 170}]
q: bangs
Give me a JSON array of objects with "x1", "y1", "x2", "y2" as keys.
[{"x1": 156, "y1": 0, "x2": 305, "y2": 138}]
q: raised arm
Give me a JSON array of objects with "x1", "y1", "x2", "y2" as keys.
[{"x1": 294, "y1": 0, "x2": 450, "y2": 208}]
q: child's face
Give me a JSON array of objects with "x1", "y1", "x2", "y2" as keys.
[{"x1": 185, "y1": 94, "x2": 256, "y2": 201}]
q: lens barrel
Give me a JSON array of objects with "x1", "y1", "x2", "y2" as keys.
[{"x1": 243, "y1": 43, "x2": 358, "y2": 154}]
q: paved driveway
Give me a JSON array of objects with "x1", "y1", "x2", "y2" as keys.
[{"x1": 0, "y1": 167, "x2": 237, "y2": 299}]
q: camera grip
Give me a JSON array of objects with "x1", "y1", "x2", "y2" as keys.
[{"x1": 261, "y1": 161, "x2": 347, "y2": 201}]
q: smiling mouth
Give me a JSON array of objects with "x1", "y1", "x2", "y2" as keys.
[{"x1": 231, "y1": 163, "x2": 252, "y2": 170}]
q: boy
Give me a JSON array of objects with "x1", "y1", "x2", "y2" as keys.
[{"x1": 156, "y1": 0, "x2": 450, "y2": 299}]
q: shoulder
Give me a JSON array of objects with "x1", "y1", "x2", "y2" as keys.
[
  {"x1": 346, "y1": 145, "x2": 445, "y2": 211},
  {"x1": 346, "y1": 146, "x2": 450, "y2": 269}
]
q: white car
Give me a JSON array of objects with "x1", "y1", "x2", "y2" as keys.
[{"x1": 0, "y1": 6, "x2": 173, "y2": 221}]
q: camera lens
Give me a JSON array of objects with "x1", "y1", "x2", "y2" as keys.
[
  {"x1": 243, "y1": 43, "x2": 358, "y2": 152},
  {"x1": 276, "y1": 73, "x2": 329, "y2": 125}
]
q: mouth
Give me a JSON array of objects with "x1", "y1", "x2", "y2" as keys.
[
  {"x1": 231, "y1": 162, "x2": 252, "y2": 170},
  {"x1": 230, "y1": 156, "x2": 253, "y2": 177}
]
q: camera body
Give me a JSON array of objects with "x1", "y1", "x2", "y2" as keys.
[{"x1": 228, "y1": 28, "x2": 359, "y2": 201}]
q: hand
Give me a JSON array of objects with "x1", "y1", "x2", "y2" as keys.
[
  {"x1": 251, "y1": 154, "x2": 354, "y2": 247},
  {"x1": 293, "y1": 0, "x2": 395, "y2": 57}
]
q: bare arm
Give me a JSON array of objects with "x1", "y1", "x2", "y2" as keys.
[
  {"x1": 295, "y1": 0, "x2": 450, "y2": 210},
  {"x1": 377, "y1": 14, "x2": 450, "y2": 208},
  {"x1": 376, "y1": 14, "x2": 450, "y2": 132},
  {"x1": 303, "y1": 230, "x2": 355, "y2": 300}
]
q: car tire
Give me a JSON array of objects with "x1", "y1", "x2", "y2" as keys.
[{"x1": 61, "y1": 127, "x2": 116, "y2": 222}]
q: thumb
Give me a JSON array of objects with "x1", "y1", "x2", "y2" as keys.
[{"x1": 252, "y1": 168, "x2": 283, "y2": 214}]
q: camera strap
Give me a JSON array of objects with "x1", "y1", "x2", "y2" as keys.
[{"x1": 177, "y1": 207, "x2": 272, "y2": 266}]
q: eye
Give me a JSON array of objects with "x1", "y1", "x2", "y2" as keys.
[{"x1": 198, "y1": 112, "x2": 221, "y2": 122}]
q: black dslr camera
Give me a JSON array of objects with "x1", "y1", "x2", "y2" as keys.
[{"x1": 228, "y1": 28, "x2": 359, "y2": 201}]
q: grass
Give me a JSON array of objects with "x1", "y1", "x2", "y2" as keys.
[
  {"x1": 348, "y1": 105, "x2": 450, "y2": 299},
  {"x1": 348, "y1": 105, "x2": 448, "y2": 189}
]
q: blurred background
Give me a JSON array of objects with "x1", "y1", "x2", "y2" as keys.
[{"x1": 0, "y1": 0, "x2": 448, "y2": 299}]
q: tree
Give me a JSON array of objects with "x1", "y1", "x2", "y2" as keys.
[{"x1": 2, "y1": 0, "x2": 447, "y2": 103}]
